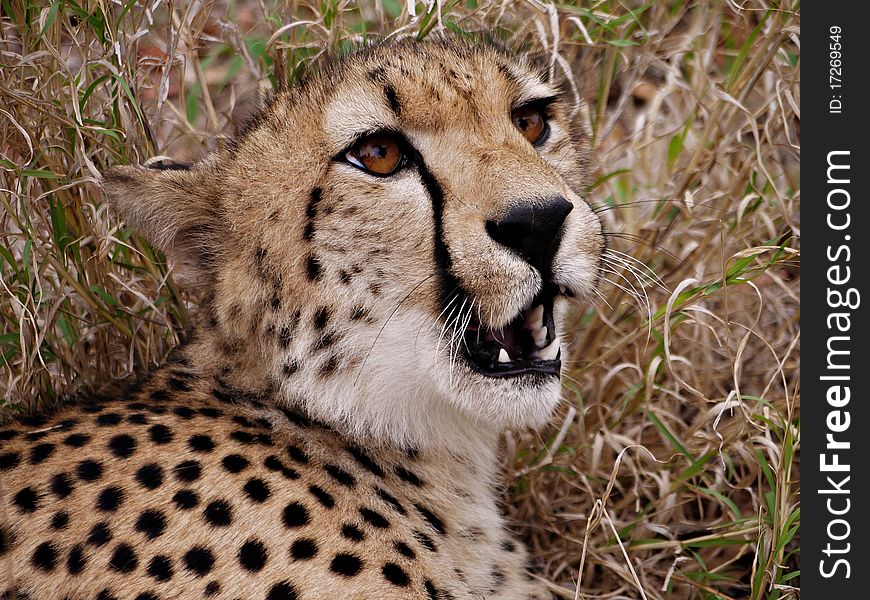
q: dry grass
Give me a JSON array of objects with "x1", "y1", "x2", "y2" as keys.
[{"x1": 0, "y1": 1, "x2": 799, "y2": 598}]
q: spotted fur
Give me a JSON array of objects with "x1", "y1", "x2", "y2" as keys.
[{"x1": 1, "y1": 36, "x2": 602, "y2": 599}]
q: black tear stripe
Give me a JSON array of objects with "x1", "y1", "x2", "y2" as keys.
[
  {"x1": 384, "y1": 85, "x2": 401, "y2": 117},
  {"x1": 415, "y1": 160, "x2": 462, "y2": 312}
]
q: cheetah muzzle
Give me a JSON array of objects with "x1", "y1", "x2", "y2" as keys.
[{"x1": 1, "y1": 35, "x2": 604, "y2": 600}]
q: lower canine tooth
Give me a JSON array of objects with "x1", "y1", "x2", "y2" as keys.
[
  {"x1": 498, "y1": 348, "x2": 511, "y2": 363},
  {"x1": 533, "y1": 327, "x2": 548, "y2": 346},
  {"x1": 538, "y1": 337, "x2": 560, "y2": 361}
]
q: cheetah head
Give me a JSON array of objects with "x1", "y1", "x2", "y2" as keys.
[{"x1": 103, "y1": 37, "x2": 603, "y2": 450}]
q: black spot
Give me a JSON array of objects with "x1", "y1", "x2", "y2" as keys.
[
  {"x1": 167, "y1": 377, "x2": 192, "y2": 392},
  {"x1": 266, "y1": 581, "x2": 298, "y2": 600},
  {"x1": 148, "y1": 424, "x2": 174, "y2": 444},
  {"x1": 314, "y1": 306, "x2": 330, "y2": 330},
  {"x1": 501, "y1": 539, "x2": 517, "y2": 553},
  {"x1": 147, "y1": 555, "x2": 173, "y2": 582},
  {"x1": 109, "y1": 543, "x2": 138, "y2": 572},
  {"x1": 324, "y1": 463, "x2": 356, "y2": 487},
  {"x1": 76, "y1": 459, "x2": 104, "y2": 481},
  {"x1": 264, "y1": 455, "x2": 300, "y2": 480},
  {"x1": 222, "y1": 453, "x2": 250, "y2": 473},
  {"x1": 376, "y1": 487, "x2": 407, "y2": 515},
  {"x1": 150, "y1": 389, "x2": 170, "y2": 402},
  {"x1": 384, "y1": 84, "x2": 402, "y2": 115},
  {"x1": 183, "y1": 546, "x2": 215, "y2": 577},
  {"x1": 30, "y1": 442, "x2": 55, "y2": 464},
  {"x1": 320, "y1": 355, "x2": 339, "y2": 377},
  {"x1": 282, "y1": 501, "x2": 310, "y2": 528},
  {"x1": 173, "y1": 489, "x2": 199, "y2": 510},
  {"x1": 347, "y1": 447, "x2": 385, "y2": 477},
  {"x1": 339, "y1": 269, "x2": 352, "y2": 284},
  {"x1": 81, "y1": 403, "x2": 104, "y2": 414},
  {"x1": 243, "y1": 478, "x2": 271, "y2": 503},
  {"x1": 305, "y1": 254, "x2": 322, "y2": 281},
  {"x1": 108, "y1": 434, "x2": 136, "y2": 458},
  {"x1": 173, "y1": 405, "x2": 196, "y2": 419},
  {"x1": 134, "y1": 593, "x2": 160, "y2": 600},
  {"x1": 414, "y1": 503, "x2": 446, "y2": 534},
  {"x1": 31, "y1": 541, "x2": 58, "y2": 572},
  {"x1": 289, "y1": 538, "x2": 318, "y2": 560},
  {"x1": 50, "y1": 472, "x2": 73, "y2": 499},
  {"x1": 360, "y1": 507, "x2": 390, "y2": 529},
  {"x1": 394, "y1": 541, "x2": 415, "y2": 559},
  {"x1": 63, "y1": 432, "x2": 91, "y2": 447},
  {"x1": 188, "y1": 434, "x2": 215, "y2": 452},
  {"x1": 303, "y1": 188, "x2": 321, "y2": 241},
  {"x1": 127, "y1": 413, "x2": 148, "y2": 424},
  {"x1": 491, "y1": 566, "x2": 506, "y2": 589},
  {"x1": 238, "y1": 538, "x2": 268, "y2": 571},
  {"x1": 204, "y1": 499, "x2": 233, "y2": 527},
  {"x1": 24, "y1": 430, "x2": 48, "y2": 442},
  {"x1": 341, "y1": 523, "x2": 365, "y2": 542},
  {"x1": 174, "y1": 459, "x2": 202, "y2": 482},
  {"x1": 96, "y1": 591, "x2": 118, "y2": 600},
  {"x1": 230, "y1": 430, "x2": 256, "y2": 444},
  {"x1": 286, "y1": 444, "x2": 309, "y2": 464},
  {"x1": 135, "y1": 463, "x2": 164, "y2": 489},
  {"x1": 67, "y1": 543, "x2": 87, "y2": 574},
  {"x1": 96, "y1": 486, "x2": 125, "y2": 512},
  {"x1": 382, "y1": 562, "x2": 410, "y2": 587},
  {"x1": 330, "y1": 553, "x2": 363, "y2": 577},
  {"x1": 51, "y1": 510, "x2": 70, "y2": 530},
  {"x1": 232, "y1": 415, "x2": 255, "y2": 428},
  {"x1": 279, "y1": 406, "x2": 311, "y2": 428},
  {"x1": 425, "y1": 579, "x2": 439, "y2": 600},
  {"x1": 308, "y1": 485, "x2": 334, "y2": 508},
  {"x1": 13, "y1": 486, "x2": 40, "y2": 512},
  {"x1": 20, "y1": 414, "x2": 48, "y2": 427},
  {"x1": 199, "y1": 407, "x2": 222, "y2": 418},
  {"x1": 135, "y1": 509, "x2": 167, "y2": 539},
  {"x1": 0, "y1": 451, "x2": 20, "y2": 470},
  {"x1": 0, "y1": 429, "x2": 16, "y2": 441},
  {"x1": 87, "y1": 522, "x2": 112, "y2": 546},
  {"x1": 204, "y1": 581, "x2": 220, "y2": 597},
  {"x1": 413, "y1": 530, "x2": 437, "y2": 552},
  {"x1": 96, "y1": 412, "x2": 122, "y2": 426},
  {"x1": 395, "y1": 466, "x2": 424, "y2": 487}
]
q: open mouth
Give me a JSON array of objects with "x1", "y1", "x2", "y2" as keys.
[{"x1": 461, "y1": 283, "x2": 566, "y2": 378}]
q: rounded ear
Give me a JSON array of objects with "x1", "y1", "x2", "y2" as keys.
[{"x1": 102, "y1": 162, "x2": 225, "y2": 284}]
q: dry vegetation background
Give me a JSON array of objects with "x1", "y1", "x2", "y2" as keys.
[{"x1": 0, "y1": 1, "x2": 799, "y2": 598}]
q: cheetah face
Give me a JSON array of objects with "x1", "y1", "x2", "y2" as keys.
[{"x1": 103, "y1": 38, "x2": 603, "y2": 448}]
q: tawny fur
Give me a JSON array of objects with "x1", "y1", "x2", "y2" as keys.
[{"x1": 1, "y1": 37, "x2": 602, "y2": 599}]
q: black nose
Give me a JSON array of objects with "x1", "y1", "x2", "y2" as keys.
[{"x1": 485, "y1": 196, "x2": 574, "y2": 276}]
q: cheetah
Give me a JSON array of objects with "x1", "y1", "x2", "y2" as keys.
[{"x1": 0, "y1": 37, "x2": 603, "y2": 599}]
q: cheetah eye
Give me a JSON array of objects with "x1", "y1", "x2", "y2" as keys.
[
  {"x1": 345, "y1": 132, "x2": 406, "y2": 176},
  {"x1": 511, "y1": 104, "x2": 548, "y2": 145}
]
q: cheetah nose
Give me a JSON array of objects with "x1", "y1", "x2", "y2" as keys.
[{"x1": 485, "y1": 196, "x2": 574, "y2": 276}]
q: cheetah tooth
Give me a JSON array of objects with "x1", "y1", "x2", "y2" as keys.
[
  {"x1": 533, "y1": 327, "x2": 548, "y2": 346},
  {"x1": 538, "y1": 337, "x2": 560, "y2": 361},
  {"x1": 525, "y1": 305, "x2": 544, "y2": 329},
  {"x1": 498, "y1": 348, "x2": 511, "y2": 363}
]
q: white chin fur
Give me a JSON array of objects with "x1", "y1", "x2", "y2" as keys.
[{"x1": 278, "y1": 308, "x2": 563, "y2": 453}]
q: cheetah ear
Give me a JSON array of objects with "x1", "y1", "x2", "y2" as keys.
[{"x1": 101, "y1": 160, "x2": 224, "y2": 284}]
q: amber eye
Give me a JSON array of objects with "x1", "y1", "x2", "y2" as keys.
[
  {"x1": 511, "y1": 105, "x2": 548, "y2": 145},
  {"x1": 346, "y1": 133, "x2": 406, "y2": 176}
]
